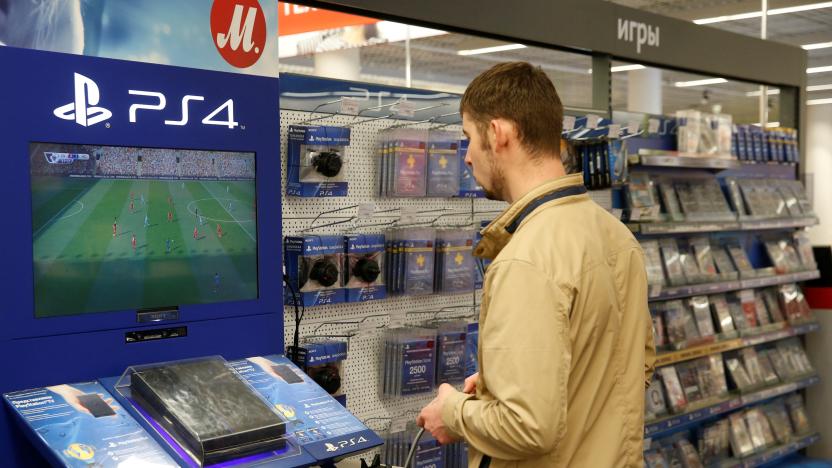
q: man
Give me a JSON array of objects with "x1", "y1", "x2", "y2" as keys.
[{"x1": 417, "y1": 62, "x2": 655, "y2": 468}]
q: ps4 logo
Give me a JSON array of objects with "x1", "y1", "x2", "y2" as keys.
[
  {"x1": 324, "y1": 436, "x2": 368, "y2": 452},
  {"x1": 53, "y1": 73, "x2": 239, "y2": 129}
]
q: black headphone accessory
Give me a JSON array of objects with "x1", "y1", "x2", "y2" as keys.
[
  {"x1": 309, "y1": 258, "x2": 339, "y2": 287},
  {"x1": 353, "y1": 256, "x2": 381, "y2": 284},
  {"x1": 311, "y1": 151, "x2": 343, "y2": 178}
]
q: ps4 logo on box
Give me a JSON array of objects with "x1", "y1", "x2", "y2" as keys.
[
  {"x1": 53, "y1": 73, "x2": 112, "y2": 127},
  {"x1": 324, "y1": 436, "x2": 368, "y2": 452},
  {"x1": 53, "y1": 73, "x2": 239, "y2": 129}
]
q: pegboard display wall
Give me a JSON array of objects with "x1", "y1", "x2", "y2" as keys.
[{"x1": 279, "y1": 109, "x2": 612, "y2": 462}]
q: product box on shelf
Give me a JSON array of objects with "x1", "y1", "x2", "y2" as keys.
[
  {"x1": 344, "y1": 234, "x2": 387, "y2": 302},
  {"x1": 287, "y1": 125, "x2": 351, "y2": 197},
  {"x1": 284, "y1": 235, "x2": 346, "y2": 307}
]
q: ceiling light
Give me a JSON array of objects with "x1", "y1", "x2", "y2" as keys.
[
  {"x1": 694, "y1": 1, "x2": 832, "y2": 24},
  {"x1": 807, "y1": 83, "x2": 832, "y2": 91},
  {"x1": 674, "y1": 78, "x2": 728, "y2": 87},
  {"x1": 611, "y1": 64, "x2": 646, "y2": 72},
  {"x1": 803, "y1": 41, "x2": 832, "y2": 50},
  {"x1": 808, "y1": 65, "x2": 832, "y2": 74},
  {"x1": 457, "y1": 44, "x2": 526, "y2": 56},
  {"x1": 808, "y1": 98, "x2": 832, "y2": 105},
  {"x1": 752, "y1": 121, "x2": 781, "y2": 128},
  {"x1": 745, "y1": 89, "x2": 780, "y2": 97}
]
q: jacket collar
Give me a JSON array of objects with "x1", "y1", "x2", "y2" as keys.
[{"x1": 474, "y1": 173, "x2": 587, "y2": 260}]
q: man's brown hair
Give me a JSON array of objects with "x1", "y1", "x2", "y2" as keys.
[{"x1": 460, "y1": 62, "x2": 563, "y2": 158}]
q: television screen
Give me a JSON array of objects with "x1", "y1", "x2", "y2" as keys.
[{"x1": 30, "y1": 142, "x2": 258, "y2": 318}]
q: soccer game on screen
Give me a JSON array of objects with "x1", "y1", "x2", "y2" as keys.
[{"x1": 30, "y1": 142, "x2": 258, "y2": 318}]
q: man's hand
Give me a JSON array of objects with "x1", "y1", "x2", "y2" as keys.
[
  {"x1": 416, "y1": 383, "x2": 460, "y2": 445},
  {"x1": 463, "y1": 373, "x2": 479, "y2": 394}
]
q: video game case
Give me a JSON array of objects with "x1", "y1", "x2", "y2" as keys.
[
  {"x1": 763, "y1": 400, "x2": 794, "y2": 444},
  {"x1": 664, "y1": 300, "x2": 699, "y2": 346},
  {"x1": 642, "y1": 240, "x2": 667, "y2": 286},
  {"x1": 704, "y1": 354, "x2": 728, "y2": 398},
  {"x1": 726, "y1": 357, "x2": 754, "y2": 392},
  {"x1": 676, "y1": 361, "x2": 704, "y2": 404},
  {"x1": 651, "y1": 308, "x2": 668, "y2": 348},
  {"x1": 690, "y1": 296, "x2": 715, "y2": 338},
  {"x1": 738, "y1": 290, "x2": 760, "y2": 329},
  {"x1": 764, "y1": 348, "x2": 794, "y2": 381},
  {"x1": 743, "y1": 408, "x2": 766, "y2": 451},
  {"x1": 740, "y1": 347, "x2": 765, "y2": 387},
  {"x1": 729, "y1": 412, "x2": 755, "y2": 458},
  {"x1": 710, "y1": 294, "x2": 735, "y2": 333},
  {"x1": 764, "y1": 240, "x2": 789, "y2": 274},
  {"x1": 659, "y1": 366, "x2": 688, "y2": 413},
  {"x1": 727, "y1": 296, "x2": 751, "y2": 331},
  {"x1": 645, "y1": 450, "x2": 670, "y2": 468},
  {"x1": 660, "y1": 239, "x2": 687, "y2": 286},
  {"x1": 675, "y1": 439, "x2": 704, "y2": 468},
  {"x1": 786, "y1": 394, "x2": 812, "y2": 435},
  {"x1": 727, "y1": 243, "x2": 754, "y2": 274},
  {"x1": 690, "y1": 237, "x2": 718, "y2": 280},
  {"x1": 658, "y1": 182, "x2": 685, "y2": 222},
  {"x1": 645, "y1": 374, "x2": 669, "y2": 420},
  {"x1": 711, "y1": 245, "x2": 738, "y2": 277},
  {"x1": 793, "y1": 231, "x2": 817, "y2": 269},
  {"x1": 699, "y1": 419, "x2": 730, "y2": 466},
  {"x1": 762, "y1": 289, "x2": 786, "y2": 323},
  {"x1": 756, "y1": 350, "x2": 780, "y2": 386},
  {"x1": 754, "y1": 293, "x2": 771, "y2": 326}
]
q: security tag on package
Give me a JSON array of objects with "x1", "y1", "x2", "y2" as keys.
[
  {"x1": 340, "y1": 97, "x2": 360, "y2": 116},
  {"x1": 608, "y1": 124, "x2": 621, "y2": 139},
  {"x1": 586, "y1": 114, "x2": 601, "y2": 129},
  {"x1": 393, "y1": 100, "x2": 416, "y2": 118},
  {"x1": 563, "y1": 115, "x2": 576, "y2": 131},
  {"x1": 648, "y1": 118, "x2": 660, "y2": 134}
]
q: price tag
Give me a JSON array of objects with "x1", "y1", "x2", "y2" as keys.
[
  {"x1": 648, "y1": 118, "x2": 660, "y2": 134},
  {"x1": 608, "y1": 124, "x2": 621, "y2": 139},
  {"x1": 389, "y1": 311, "x2": 406, "y2": 328},
  {"x1": 586, "y1": 114, "x2": 601, "y2": 129},
  {"x1": 357, "y1": 202, "x2": 375, "y2": 219},
  {"x1": 400, "y1": 206, "x2": 417, "y2": 224},
  {"x1": 340, "y1": 97, "x2": 360, "y2": 116},
  {"x1": 390, "y1": 418, "x2": 407, "y2": 433},
  {"x1": 393, "y1": 100, "x2": 416, "y2": 118},
  {"x1": 628, "y1": 119, "x2": 641, "y2": 134},
  {"x1": 563, "y1": 115, "x2": 576, "y2": 131}
]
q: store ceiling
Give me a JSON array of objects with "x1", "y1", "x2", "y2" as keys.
[{"x1": 279, "y1": 0, "x2": 832, "y2": 123}]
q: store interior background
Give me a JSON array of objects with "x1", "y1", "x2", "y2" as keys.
[{"x1": 278, "y1": 0, "x2": 832, "y2": 459}]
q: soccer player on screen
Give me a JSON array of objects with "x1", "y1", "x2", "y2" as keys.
[
  {"x1": 217, "y1": 224, "x2": 223, "y2": 238},
  {"x1": 112, "y1": 219, "x2": 117, "y2": 238},
  {"x1": 193, "y1": 226, "x2": 198, "y2": 240},
  {"x1": 144, "y1": 214, "x2": 150, "y2": 228},
  {"x1": 165, "y1": 238, "x2": 171, "y2": 254},
  {"x1": 131, "y1": 233, "x2": 137, "y2": 251},
  {"x1": 130, "y1": 200, "x2": 134, "y2": 213},
  {"x1": 167, "y1": 210, "x2": 173, "y2": 222},
  {"x1": 213, "y1": 272, "x2": 221, "y2": 293}
]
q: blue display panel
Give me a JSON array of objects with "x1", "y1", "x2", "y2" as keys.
[{"x1": 0, "y1": 46, "x2": 282, "y2": 465}]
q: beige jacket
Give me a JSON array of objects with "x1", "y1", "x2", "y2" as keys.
[{"x1": 442, "y1": 173, "x2": 656, "y2": 467}]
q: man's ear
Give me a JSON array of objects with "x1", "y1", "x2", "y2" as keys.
[{"x1": 490, "y1": 118, "x2": 516, "y2": 154}]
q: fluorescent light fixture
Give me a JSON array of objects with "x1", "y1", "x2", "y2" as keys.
[
  {"x1": 752, "y1": 121, "x2": 781, "y2": 128},
  {"x1": 808, "y1": 65, "x2": 832, "y2": 74},
  {"x1": 803, "y1": 41, "x2": 832, "y2": 50},
  {"x1": 674, "y1": 78, "x2": 728, "y2": 87},
  {"x1": 611, "y1": 64, "x2": 646, "y2": 72},
  {"x1": 694, "y1": 1, "x2": 832, "y2": 24},
  {"x1": 808, "y1": 83, "x2": 832, "y2": 91},
  {"x1": 745, "y1": 89, "x2": 780, "y2": 97},
  {"x1": 808, "y1": 98, "x2": 832, "y2": 105},
  {"x1": 457, "y1": 43, "x2": 526, "y2": 56}
]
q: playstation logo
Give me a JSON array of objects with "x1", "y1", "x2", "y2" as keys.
[{"x1": 54, "y1": 73, "x2": 112, "y2": 127}]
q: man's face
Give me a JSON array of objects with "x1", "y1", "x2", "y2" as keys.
[{"x1": 462, "y1": 114, "x2": 505, "y2": 201}]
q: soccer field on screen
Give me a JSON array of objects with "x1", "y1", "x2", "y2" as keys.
[{"x1": 32, "y1": 177, "x2": 257, "y2": 317}]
